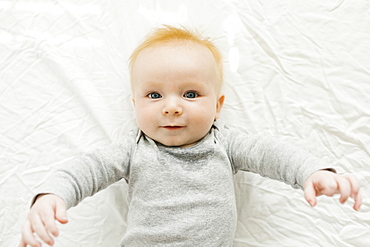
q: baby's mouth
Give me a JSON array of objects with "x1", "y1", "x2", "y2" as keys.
[{"x1": 161, "y1": 126, "x2": 184, "y2": 130}]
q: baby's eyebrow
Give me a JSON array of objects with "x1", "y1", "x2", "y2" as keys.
[
  {"x1": 141, "y1": 80, "x2": 208, "y2": 91},
  {"x1": 179, "y1": 81, "x2": 207, "y2": 89},
  {"x1": 138, "y1": 81, "x2": 163, "y2": 90}
]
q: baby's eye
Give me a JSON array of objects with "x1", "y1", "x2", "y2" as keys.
[
  {"x1": 148, "y1": 92, "x2": 162, "y2": 99},
  {"x1": 184, "y1": 91, "x2": 198, "y2": 98}
]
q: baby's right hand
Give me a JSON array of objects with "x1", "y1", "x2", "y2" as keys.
[{"x1": 19, "y1": 194, "x2": 68, "y2": 247}]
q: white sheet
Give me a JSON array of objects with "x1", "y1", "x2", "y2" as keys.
[{"x1": 1, "y1": 0, "x2": 369, "y2": 246}]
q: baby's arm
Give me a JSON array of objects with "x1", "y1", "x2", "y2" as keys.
[
  {"x1": 19, "y1": 194, "x2": 68, "y2": 247},
  {"x1": 220, "y1": 124, "x2": 363, "y2": 210},
  {"x1": 18, "y1": 131, "x2": 137, "y2": 246},
  {"x1": 304, "y1": 170, "x2": 362, "y2": 210}
]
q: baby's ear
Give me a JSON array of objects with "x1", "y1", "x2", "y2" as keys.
[{"x1": 215, "y1": 93, "x2": 225, "y2": 119}]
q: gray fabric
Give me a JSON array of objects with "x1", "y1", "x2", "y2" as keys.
[{"x1": 34, "y1": 122, "x2": 330, "y2": 246}]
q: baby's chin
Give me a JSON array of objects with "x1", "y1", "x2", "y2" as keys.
[
  {"x1": 142, "y1": 129, "x2": 209, "y2": 148},
  {"x1": 150, "y1": 135, "x2": 202, "y2": 148},
  {"x1": 156, "y1": 139, "x2": 199, "y2": 148}
]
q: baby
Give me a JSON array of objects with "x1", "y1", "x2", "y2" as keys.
[{"x1": 19, "y1": 25, "x2": 362, "y2": 247}]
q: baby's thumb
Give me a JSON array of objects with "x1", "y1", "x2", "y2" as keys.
[
  {"x1": 55, "y1": 199, "x2": 68, "y2": 224},
  {"x1": 304, "y1": 181, "x2": 317, "y2": 207}
]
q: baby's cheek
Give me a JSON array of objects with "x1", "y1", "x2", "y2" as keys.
[
  {"x1": 194, "y1": 109, "x2": 216, "y2": 126},
  {"x1": 136, "y1": 109, "x2": 152, "y2": 128}
]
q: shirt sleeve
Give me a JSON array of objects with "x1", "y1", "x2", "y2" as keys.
[
  {"x1": 33, "y1": 129, "x2": 138, "y2": 209},
  {"x1": 217, "y1": 124, "x2": 332, "y2": 189}
]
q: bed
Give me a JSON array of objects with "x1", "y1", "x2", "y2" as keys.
[{"x1": 1, "y1": 0, "x2": 369, "y2": 246}]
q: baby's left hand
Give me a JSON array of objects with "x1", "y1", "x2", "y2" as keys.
[{"x1": 304, "y1": 170, "x2": 362, "y2": 211}]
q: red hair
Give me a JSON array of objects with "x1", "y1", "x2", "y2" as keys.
[{"x1": 129, "y1": 25, "x2": 223, "y2": 89}]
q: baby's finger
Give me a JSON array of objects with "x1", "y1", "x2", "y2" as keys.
[
  {"x1": 344, "y1": 174, "x2": 361, "y2": 196},
  {"x1": 304, "y1": 181, "x2": 317, "y2": 207},
  {"x1": 353, "y1": 192, "x2": 362, "y2": 211},
  {"x1": 336, "y1": 176, "x2": 351, "y2": 204},
  {"x1": 30, "y1": 215, "x2": 55, "y2": 246},
  {"x1": 20, "y1": 220, "x2": 41, "y2": 247},
  {"x1": 55, "y1": 198, "x2": 68, "y2": 225},
  {"x1": 18, "y1": 240, "x2": 26, "y2": 247},
  {"x1": 42, "y1": 206, "x2": 59, "y2": 237},
  {"x1": 343, "y1": 174, "x2": 362, "y2": 210}
]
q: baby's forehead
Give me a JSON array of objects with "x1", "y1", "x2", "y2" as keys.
[
  {"x1": 131, "y1": 41, "x2": 222, "y2": 92},
  {"x1": 142, "y1": 41, "x2": 210, "y2": 55}
]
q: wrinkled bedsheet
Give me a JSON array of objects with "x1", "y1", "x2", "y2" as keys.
[{"x1": 1, "y1": 0, "x2": 369, "y2": 246}]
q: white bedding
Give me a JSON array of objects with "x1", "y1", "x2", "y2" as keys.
[{"x1": 1, "y1": 1, "x2": 369, "y2": 246}]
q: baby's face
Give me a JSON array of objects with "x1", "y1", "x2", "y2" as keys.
[{"x1": 131, "y1": 42, "x2": 224, "y2": 147}]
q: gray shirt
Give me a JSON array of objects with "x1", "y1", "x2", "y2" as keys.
[{"x1": 35, "y1": 123, "x2": 329, "y2": 246}]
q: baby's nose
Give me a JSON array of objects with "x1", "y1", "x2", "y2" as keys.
[{"x1": 162, "y1": 98, "x2": 183, "y2": 115}]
